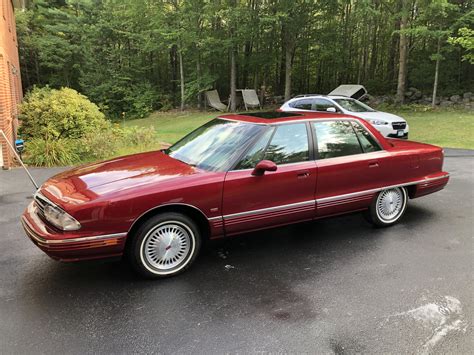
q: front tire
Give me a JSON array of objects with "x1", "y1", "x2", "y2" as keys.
[
  {"x1": 365, "y1": 187, "x2": 408, "y2": 227},
  {"x1": 128, "y1": 212, "x2": 201, "y2": 278}
]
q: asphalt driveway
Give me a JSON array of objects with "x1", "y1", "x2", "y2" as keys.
[{"x1": 0, "y1": 149, "x2": 473, "y2": 354}]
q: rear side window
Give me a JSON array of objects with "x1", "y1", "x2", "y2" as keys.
[
  {"x1": 314, "y1": 98, "x2": 338, "y2": 112},
  {"x1": 312, "y1": 121, "x2": 362, "y2": 159},
  {"x1": 264, "y1": 123, "x2": 309, "y2": 164},
  {"x1": 351, "y1": 122, "x2": 381, "y2": 153},
  {"x1": 289, "y1": 99, "x2": 313, "y2": 110}
]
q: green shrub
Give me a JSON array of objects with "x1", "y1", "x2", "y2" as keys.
[
  {"x1": 19, "y1": 86, "x2": 108, "y2": 140},
  {"x1": 122, "y1": 126, "x2": 158, "y2": 147},
  {"x1": 24, "y1": 139, "x2": 78, "y2": 167},
  {"x1": 77, "y1": 128, "x2": 120, "y2": 160},
  {"x1": 82, "y1": 81, "x2": 163, "y2": 119}
]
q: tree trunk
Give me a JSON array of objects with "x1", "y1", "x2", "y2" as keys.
[
  {"x1": 178, "y1": 46, "x2": 185, "y2": 111},
  {"x1": 242, "y1": 41, "x2": 252, "y2": 88},
  {"x1": 431, "y1": 38, "x2": 441, "y2": 108},
  {"x1": 196, "y1": 53, "x2": 202, "y2": 110},
  {"x1": 34, "y1": 53, "x2": 40, "y2": 85},
  {"x1": 170, "y1": 45, "x2": 178, "y2": 99},
  {"x1": 396, "y1": 1, "x2": 408, "y2": 104},
  {"x1": 279, "y1": 26, "x2": 286, "y2": 94},
  {"x1": 230, "y1": 46, "x2": 237, "y2": 112},
  {"x1": 284, "y1": 43, "x2": 293, "y2": 101},
  {"x1": 369, "y1": 16, "x2": 379, "y2": 80}
]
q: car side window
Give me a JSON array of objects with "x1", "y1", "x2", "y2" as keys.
[
  {"x1": 314, "y1": 98, "x2": 337, "y2": 112},
  {"x1": 312, "y1": 121, "x2": 362, "y2": 159},
  {"x1": 264, "y1": 123, "x2": 309, "y2": 164},
  {"x1": 235, "y1": 128, "x2": 275, "y2": 169},
  {"x1": 351, "y1": 121, "x2": 381, "y2": 153},
  {"x1": 289, "y1": 99, "x2": 313, "y2": 110}
]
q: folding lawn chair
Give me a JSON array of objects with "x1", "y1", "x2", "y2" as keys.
[
  {"x1": 205, "y1": 90, "x2": 227, "y2": 112},
  {"x1": 241, "y1": 89, "x2": 262, "y2": 111}
]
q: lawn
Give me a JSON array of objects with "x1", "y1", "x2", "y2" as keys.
[
  {"x1": 123, "y1": 107, "x2": 474, "y2": 149},
  {"x1": 393, "y1": 109, "x2": 474, "y2": 149},
  {"x1": 122, "y1": 111, "x2": 216, "y2": 144}
]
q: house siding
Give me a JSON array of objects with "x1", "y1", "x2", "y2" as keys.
[{"x1": 0, "y1": 0, "x2": 22, "y2": 169}]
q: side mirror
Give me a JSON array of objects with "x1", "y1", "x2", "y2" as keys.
[
  {"x1": 326, "y1": 107, "x2": 337, "y2": 113},
  {"x1": 252, "y1": 160, "x2": 277, "y2": 176}
]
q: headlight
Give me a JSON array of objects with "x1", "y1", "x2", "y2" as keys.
[
  {"x1": 368, "y1": 119, "x2": 388, "y2": 125},
  {"x1": 44, "y1": 204, "x2": 81, "y2": 231}
]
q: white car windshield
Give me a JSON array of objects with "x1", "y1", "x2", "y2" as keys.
[{"x1": 333, "y1": 98, "x2": 375, "y2": 113}]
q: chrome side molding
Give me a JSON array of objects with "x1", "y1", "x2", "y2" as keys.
[
  {"x1": 213, "y1": 174, "x2": 450, "y2": 220},
  {"x1": 21, "y1": 217, "x2": 127, "y2": 245}
]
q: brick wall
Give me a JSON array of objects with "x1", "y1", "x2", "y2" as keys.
[{"x1": 0, "y1": 0, "x2": 22, "y2": 169}]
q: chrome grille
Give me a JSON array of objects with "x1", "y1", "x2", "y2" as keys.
[
  {"x1": 34, "y1": 193, "x2": 51, "y2": 221},
  {"x1": 392, "y1": 122, "x2": 407, "y2": 130}
]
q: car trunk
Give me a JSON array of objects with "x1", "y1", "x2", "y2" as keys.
[{"x1": 329, "y1": 85, "x2": 368, "y2": 100}]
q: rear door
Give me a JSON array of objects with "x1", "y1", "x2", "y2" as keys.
[
  {"x1": 312, "y1": 120, "x2": 390, "y2": 216},
  {"x1": 312, "y1": 98, "x2": 340, "y2": 113},
  {"x1": 222, "y1": 122, "x2": 317, "y2": 235}
]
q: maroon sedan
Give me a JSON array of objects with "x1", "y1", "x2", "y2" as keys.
[{"x1": 22, "y1": 111, "x2": 449, "y2": 278}]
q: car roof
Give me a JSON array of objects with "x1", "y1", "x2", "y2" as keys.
[
  {"x1": 287, "y1": 95, "x2": 352, "y2": 101},
  {"x1": 218, "y1": 111, "x2": 360, "y2": 124}
]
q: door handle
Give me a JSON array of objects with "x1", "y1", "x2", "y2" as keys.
[
  {"x1": 297, "y1": 171, "x2": 310, "y2": 178},
  {"x1": 368, "y1": 161, "x2": 379, "y2": 168}
]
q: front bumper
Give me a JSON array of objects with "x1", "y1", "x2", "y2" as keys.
[
  {"x1": 22, "y1": 202, "x2": 127, "y2": 262},
  {"x1": 374, "y1": 124, "x2": 409, "y2": 139},
  {"x1": 387, "y1": 132, "x2": 409, "y2": 139}
]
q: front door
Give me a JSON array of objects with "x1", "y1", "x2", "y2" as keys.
[{"x1": 222, "y1": 122, "x2": 317, "y2": 235}]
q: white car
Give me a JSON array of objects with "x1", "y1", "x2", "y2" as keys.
[{"x1": 280, "y1": 94, "x2": 409, "y2": 139}]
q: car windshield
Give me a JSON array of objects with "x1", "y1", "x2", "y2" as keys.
[
  {"x1": 165, "y1": 119, "x2": 266, "y2": 171},
  {"x1": 333, "y1": 98, "x2": 375, "y2": 112}
]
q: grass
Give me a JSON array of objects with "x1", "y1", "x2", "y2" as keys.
[
  {"x1": 391, "y1": 108, "x2": 474, "y2": 149},
  {"x1": 122, "y1": 107, "x2": 474, "y2": 150},
  {"x1": 122, "y1": 110, "x2": 216, "y2": 144}
]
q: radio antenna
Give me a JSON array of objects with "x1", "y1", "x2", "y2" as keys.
[{"x1": 0, "y1": 130, "x2": 39, "y2": 190}]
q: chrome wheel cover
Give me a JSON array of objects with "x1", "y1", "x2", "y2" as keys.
[
  {"x1": 141, "y1": 221, "x2": 193, "y2": 272},
  {"x1": 376, "y1": 188, "x2": 405, "y2": 222}
]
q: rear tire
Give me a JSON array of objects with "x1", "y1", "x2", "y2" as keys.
[
  {"x1": 365, "y1": 187, "x2": 408, "y2": 227},
  {"x1": 128, "y1": 212, "x2": 201, "y2": 279}
]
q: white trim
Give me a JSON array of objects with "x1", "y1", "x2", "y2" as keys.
[
  {"x1": 22, "y1": 217, "x2": 126, "y2": 245},
  {"x1": 217, "y1": 174, "x2": 449, "y2": 220},
  {"x1": 223, "y1": 200, "x2": 315, "y2": 220},
  {"x1": 316, "y1": 174, "x2": 449, "y2": 204}
]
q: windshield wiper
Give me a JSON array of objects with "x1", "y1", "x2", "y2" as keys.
[{"x1": 172, "y1": 156, "x2": 197, "y2": 168}]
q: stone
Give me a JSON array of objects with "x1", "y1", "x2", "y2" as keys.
[
  {"x1": 463, "y1": 92, "x2": 472, "y2": 100},
  {"x1": 440, "y1": 100, "x2": 454, "y2": 107},
  {"x1": 450, "y1": 94, "x2": 461, "y2": 102}
]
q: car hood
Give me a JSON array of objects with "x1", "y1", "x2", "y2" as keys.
[
  {"x1": 349, "y1": 111, "x2": 405, "y2": 123},
  {"x1": 40, "y1": 151, "x2": 197, "y2": 207}
]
